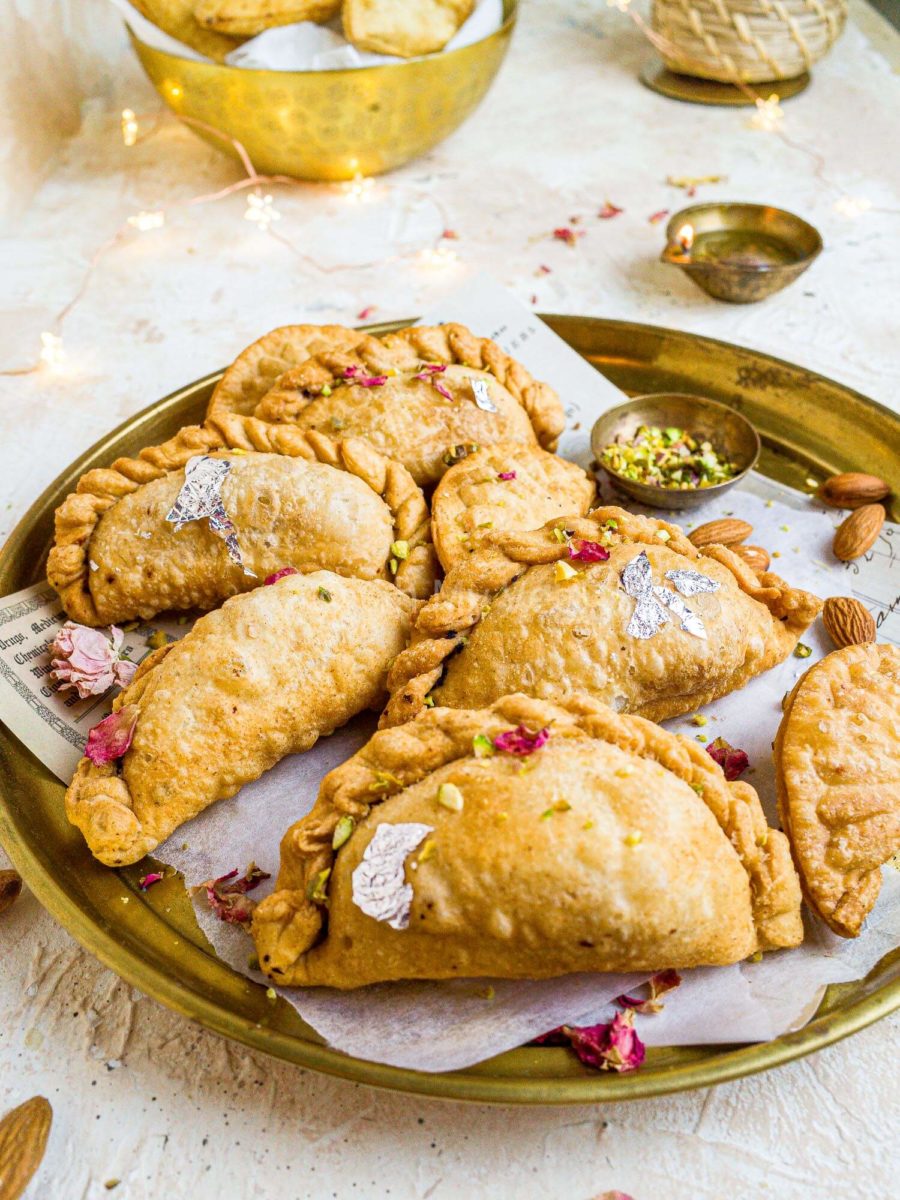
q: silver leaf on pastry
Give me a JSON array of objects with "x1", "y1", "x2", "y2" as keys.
[
  {"x1": 166, "y1": 455, "x2": 255, "y2": 576},
  {"x1": 351, "y1": 822, "x2": 433, "y2": 931},
  {"x1": 620, "y1": 551, "x2": 708, "y2": 640},
  {"x1": 664, "y1": 568, "x2": 720, "y2": 597},
  {"x1": 470, "y1": 378, "x2": 498, "y2": 413}
]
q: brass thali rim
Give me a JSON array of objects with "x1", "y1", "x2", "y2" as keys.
[{"x1": 1, "y1": 314, "x2": 897, "y2": 1104}]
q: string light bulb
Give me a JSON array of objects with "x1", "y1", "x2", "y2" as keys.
[
  {"x1": 127, "y1": 210, "x2": 165, "y2": 231},
  {"x1": 747, "y1": 94, "x2": 785, "y2": 132},
  {"x1": 244, "y1": 192, "x2": 281, "y2": 232},
  {"x1": 418, "y1": 245, "x2": 458, "y2": 268},
  {"x1": 40, "y1": 332, "x2": 66, "y2": 368},
  {"x1": 121, "y1": 108, "x2": 139, "y2": 147},
  {"x1": 343, "y1": 174, "x2": 375, "y2": 203},
  {"x1": 833, "y1": 196, "x2": 872, "y2": 218}
]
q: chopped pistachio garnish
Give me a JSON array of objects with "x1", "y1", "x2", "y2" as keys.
[
  {"x1": 437, "y1": 782, "x2": 464, "y2": 811},
  {"x1": 600, "y1": 424, "x2": 738, "y2": 490},
  {"x1": 542, "y1": 799, "x2": 571, "y2": 818},
  {"x1": 794, "y1": 643, "x2": 812, "y2": 658},
  {"x1": 691, "y1": 714, "x2": 707, "y2": 727},
  {"x1": 695, "y1": 733, "x2": 708, "y2": 743},
  {"x1": 423, "y1": 694, "x2": 435, "y2": 707},
  {"x1": 306, "y1": 867, "x2": 331, "y2": 904},
  {"x1": 779, "y1": 524, "x2": 790, "y2": 532},
  {"x1": 369, "y1": 769, "x2": 402, "y2": 793},
  {"x1": 554, "y1": 560, "x2": 579, "y2": 583},
  {"x1": 582, "y1": 819, "x2": 595, "y2": 831},
  {"x1": 690, "y1": 782, "x2": 705, "y2": 795},
  {"x1": 472, "y1": 733, "x2": 495, "y2": 758},
  {"x1": 605, "y1": 518, "x2": 618, "y2": 530},
  {"x1": 391, "y1": 539, "x2": 409, "y2": 560},
  {"x1": 496, "y1": 811, "x2": 509, "y2": 823},
  {"x1": 749, "y1": 950, "x2": 763, "y2": 963},
  {"x1": 624, "y1": 830, "x2": 643, "y2": 846},
  {"x1": 147, "y1": 630, "x2": 168, "y2": 650},
  {"x1": 756, "y1": 830, "x2": 769, "y2": 847},
  {"x1": 480, "y1": 985, "x2": 496, "y2": 1001},
  {"x1": 332, "y1": 815, "x2": 355, "y2": 850},
  {"x1": 417, "y1": 837, "x2": 437, "y2": 864},
  {"x1": 317, "y1": 586, "x2": 332, "y2": 602},
  {"x1": 655, "y1": 529, "x2": 671, "y2": 541},
  {"x1": 389, "y1": 558, "x2": 398, "y2": 574},
  {"x1": 321, "y1": 383, "x2": 332, "y2": 396},
  {"x1": 266, "y1": 986, "x2": 277, "y2": 1001},
  {"x1": 552, "y1": 526, "x2": 570, "y2": 544}
]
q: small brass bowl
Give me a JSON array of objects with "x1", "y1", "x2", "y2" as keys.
[
  {"x1": 660, "y1": 202, "x2": 822, "y2": 303},
  {"x1": 591, "y1": 393, "x2": 761, "y2": 511},
  {"x1": 128, "y1": 1, "x2": 517, "y2": 180}
]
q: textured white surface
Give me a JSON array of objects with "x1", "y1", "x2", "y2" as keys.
[{"x1": 1, "y1": 1, "x2": 899, "y2": 1196}]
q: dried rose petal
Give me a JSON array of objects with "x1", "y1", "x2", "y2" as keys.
[
  {"x1": 85, "y1": 705, "x2": 138, "y2": 765},
  {"x1": 598, "y1": 201, "x2": 624, "y2": 219},
  {"x1": 567, "y1": 1010, "x2": 645, "y2": 1073},
  {"x1": 536, "y1": 264, "x2": 552, "y2": 276},
  {"x1": 493, "y1": 725, "x2": 550, "y2": 756},
  {"x1": 569, "y1": 539, "x2": 610, "y2": 563},
  {"x1": 432, "y1": 380, "x2": 453, "y2": 401},
  {"x1": 343, "y1": 365, "x2": 360, "y2": 378},
  {"x1": 138, "y1": 872, "x2": 163, "y2": 891},
  {"x1": 706, "y1": 737, "x2": 750, "y2": 781},
  {"x1": 357, "y1": 375, "x2": 388, "y2": 388},
  {"x1": 442, "y1": 228, "x2": 459, "y2": 240},
  {"x1": 264, "y1": 567, "x2": 300, "y2": 586},
  {"x1": 198, "y1": 862, "x2": 271, "y2": 925},
  {"x1": 648, "y1": 209, "x2": 670, "y2": 224},
  {"x1": 50, "y1": 621, "x2": 136, "y2": 699},
  {"x1": 617, "y1": 968, "x2": 682, "y2": 1014},
  {"x1": 357, "y1": 305, "x2": 376, "y2": 320},
  {"x1": 420, "y1": 364, "x2": 447, "y2": 374},
  {"x1": 497, "y1": 471, "x2": 517, "y2": 481},
  {"x1": 553, "y1": 227, "x2": 578, "y2": 246}
]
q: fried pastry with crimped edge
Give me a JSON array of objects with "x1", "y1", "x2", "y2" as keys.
[
  {"x1": 343, "y1": 0, "x2": 474, "y2": 57},
  {"x1": 431, "y1": 442, "x2": 595, "y2": 571},
  {"x1": 207, "y1": 325, "x2": 370, "y2": 419},
  {"x1": 253, "y1": 323, "x2": 566, "y2": 486},
  {"x1": 252, "y1": 693, "x2": 802, "y2": 988},
  {"x1": 47, "y1": 412, "x2": 435, "y2": 626},
  {"x1": 65, "y1": 571, "x2": 418, "y2": 867},
  {"x1": 382, "y1": 506, "x2": 822, "y2": 729},
  {"x1": 128, "y1": 0, "x2": 244, "y2": 62},
  {"x1": 194, "y1": 0, "x2": 340, "y2": 35},
  {"x1": 775, "y1": 643, "x2": 900, "y2": 937}
]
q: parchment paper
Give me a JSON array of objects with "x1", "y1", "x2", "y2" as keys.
[{"x1": 0, "y1": 278, "x2": 897, "y2": 1072}]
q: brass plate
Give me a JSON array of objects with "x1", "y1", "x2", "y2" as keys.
[
  {"x1": 1, "y1": 316, "x2": 897, "y2": 1104},
  {"x1": 640, "y1": 60, "x2": 811, "y2": 106}
]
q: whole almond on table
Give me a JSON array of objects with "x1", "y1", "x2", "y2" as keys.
[
  {"x1": 823, "y1": 597, "x2": 877, "y2": 648},
  {"x1": 832, "y1": 504, "x2": 885, "y2": 561},
  {"x1": 0, "y1": 1096, "x2": 52, "y2": 1200},
  {"x1": 818, "y1": 472, "x2": 890, "y2": 509},
  {"x1": 0, "y1": 870, "x2": 22, "y2": 916},
  {"x1": 731, "y1": 544, "x2": 770, "y2": 572},
  {"x1": 688, "y1": 518, "x2": 753, "y2": 549}
]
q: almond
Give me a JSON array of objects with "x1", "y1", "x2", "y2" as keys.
[
  {"x1": 688, "y1": 518, "x2": 753, "y2": 549},
  {"x1": 0, "y1": 870, "x2": 21, "y2": 916},
  {"x1": 832, "y1": 504, "x2": 885, "y2": 561},
  {"x1": 819, "y1": 472, "x2": 890, "y2": 509},
  {"x1": 822, "y1": 597, "x2": 876, "y2": 648},
  {"x1": 0, "y1": 1096, "x2": 52, "y2": 1200},
  {"x1": 731, "y1": 544, "x2": 770, "y2": 573}
]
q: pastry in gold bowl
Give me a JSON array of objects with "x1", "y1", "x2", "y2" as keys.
[
  {"x1": 129, "y1": 0, "x2": 244, "y2": 61},
  {"x1": 343, "y1": 0, "x2": 475, "y2": 57},
  {"x1": 431, "y1": 442, "x2": 595, "y2": 571},
  {"x1": 383, "y1": 507, "x2": 822, "y2": 727},
  {"x1": 65, "y1": 570, "x2": 418, "y2": 866},
  {"x1": 252, "y1": 693, "x2": 802, "y2": 987},
  {"x1": 47, "y1": 413, "x2": 435, "y2": 625},
  {"x1": 775, "y1": 643, "x2": 900, "y2": 937},
  {"x1": 253, "y1": 323, "x2": 565, "y2": 486},
  {"x1": 194, "y1": 0, "x2": 341, "y2": 35},
  {"x1": 207, "y1": 325, "x2": 369, "y2": 419}
]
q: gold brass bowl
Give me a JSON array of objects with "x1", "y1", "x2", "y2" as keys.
[
  {"x1": 1, "y1": 317, "x2": 897, "y2": 1104},
  {"x1": 591, "y1": 393, "x2": 761, "y2": 510},
  {"x1": 128, "y1": 1, "x2": 517, "y2": 180},
  {"x1": 661, "y1": 203, "x2": 823, "y2": 303}
]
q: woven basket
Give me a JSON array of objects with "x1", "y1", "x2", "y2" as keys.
[{"x1": 651, "y1": 0, "x2": 847, "y2": 83}]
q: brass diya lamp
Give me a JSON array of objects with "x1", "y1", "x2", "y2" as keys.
[{"x1": 660, "y1": 202, "x2": 822, "y2": 302}]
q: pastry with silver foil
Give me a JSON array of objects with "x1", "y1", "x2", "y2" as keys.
[
  {"x1": 343, "y1": 0, "x2": 474, "y2": 57},
  {"x1": 775, "y1": 642, "x2": 900, "y2": 937},
  {"x1": 47, "y1": 412, "x2": 435, "y2": 625},
  {"x1": 431, "y1": 442, "x2": 595, "y2": 572},
  {"x1": 65, "y1": 570, "x2": 418, "y2": 866},
  {"x1": 383, "y1": 506, "x2": 822, "y2": 728},
  {"x1": 252, "y1": 693, "x2": 802, "y2": 987},
  {"x1": 253, "y1": 323, "x2": 566, "y2": 487}
]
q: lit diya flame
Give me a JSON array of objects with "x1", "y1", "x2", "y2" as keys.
[
  {"x1": 661, "y1": 223, "x2": 694, "y2": 264},
  {"x1": 678, "y1": 223, "x2": 694, "y2": 252}
]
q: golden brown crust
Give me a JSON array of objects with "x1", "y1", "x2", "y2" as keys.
[
  {"x1": 128, "y1": 0, "x2": 243, "y2": 61},
  {"x1": 252, "y1": 692, "x2": 802, "y2": 986},
  {"x1": 382, "y1": 507, "x2": 822, "y2": 728},
  {"x1": 253, "y1": 323, "x2": 566, "y2": 485},
  {"x1": 207, "y1": 325, "x2": 369, "y2": 419},
  {"x1": 65, "y1": 572, "x2": 418, "y2": 867},
  {"x1": 431, "y1": 442, "x2": 595, "y2": 571},
  {"x1": 343, "y1": 0, "x2": 474, "y2": 56},
  {"x1": 775, "y1": 643, "x2": 900, "y2": 937},
  {"x1": 47, "y1": 412, "x2": 435, "y2": 624},
  {"x1": 194, "y1": 0, "x2": 340, "y2": 35}
]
